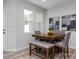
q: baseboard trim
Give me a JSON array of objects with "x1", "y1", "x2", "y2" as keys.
[
  {"x1": 15, "y1": 46, "x2": 28, "y2": 52},
  {"x1": 69, "y1": 46, "x2": 76, "y2": 49},
  {"x1": 3, "y1": 46, "x2": 29, "y2": 52},
  {"x1": 4, "y1": 46, "x2": 76, "y2": 53},
  {"x1": 3, "y1": 49, "x2": 16, "y2": 52}
]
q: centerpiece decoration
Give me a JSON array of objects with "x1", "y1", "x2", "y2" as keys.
[{"x1": 48, "y1": 27, "x2": 54, "y2": 35}]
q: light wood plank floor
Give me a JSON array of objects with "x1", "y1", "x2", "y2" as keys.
[{"x1": 3, "y1": 48, "x2": 76, "y2": 59}]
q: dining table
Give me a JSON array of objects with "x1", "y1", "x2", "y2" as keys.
[
  {"x1": 32, "y1": 32, "x2": 65, "y2": 41},
  {"x1": 31, "y1": 31, "x2": 65, "y2": 59}
]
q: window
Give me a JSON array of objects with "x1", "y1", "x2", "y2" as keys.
[
  {"x1": 24, "y1": 9, "x2": 33, "y2": 33},
  {"x1": 24, "y1": 9, "x2": 43, "y2": 33},
  {"x1": 35, "y1": 13, "x2": 43, "y2": 32}
]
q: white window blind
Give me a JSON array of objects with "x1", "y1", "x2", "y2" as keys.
[
  {"x1": 35, "y1": 13, "x2": 43, "y2": 32},
  {"x1": 24, "y1": 9, "x2": 33, "y2": 33},
  {"x1": 24, "y1": 9, "x2": 43, "y2": 33}
]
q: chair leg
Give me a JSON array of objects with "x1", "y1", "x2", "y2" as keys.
[
  {"x1": 46, "y1": 49, "x2": 49, "y2": 59},
  {"x1": 60, "y1": 47, "x2": 63, "y2": 59},
  {"x1": 61, "y1": 48, "x2": 66, "y2": 59},
  {"x1": 64, "y1": 48, "x2": 66, "y2": 59},
  {"x1": 52, "y1": 47, "x2": 55, "y2": 59},
  {"x1": 29, "y1": 43, "x2": 31, "y2": 56},
  {"x1": 67, "y1": 45, "x2": 69, "y2": 57}
]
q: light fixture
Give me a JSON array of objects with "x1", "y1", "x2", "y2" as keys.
[{"x1": 42, "y1": 0, "x2": 46, "y2": 2}]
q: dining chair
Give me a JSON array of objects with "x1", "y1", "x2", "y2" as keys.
[
  {"x1": 34, "y1": 31, "x2": 43, "y2": 41},
  {"x1": 55, "y1": 32, "x2": 71, "y2": 59},
  {"x1": 50, "y1": 31, "x2": 65, "y2": 43},
  {"x1": 54, "y1": 30, "x2": 65, "y2": 40},
  {"x1": 29, "y1": 40, "x2": 55, "y2": 59},
  {"x1": 34, "y1": 31, "x2": 41, "y2": 35}
]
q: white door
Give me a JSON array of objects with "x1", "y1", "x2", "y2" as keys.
[{"x1": 3, "y1": 7, "x2": 8, "y2": 51}]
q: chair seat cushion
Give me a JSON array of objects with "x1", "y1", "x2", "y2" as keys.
[
  {"x1": 30, "y1": 41, "x2": 54, "y2": 48},
  {"x1": 55, "y1": 41, "x2": 65, "y2": 47}
]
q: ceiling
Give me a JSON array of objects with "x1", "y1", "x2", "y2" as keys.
[{"x1": 24, "y1": 0, "x2": 76, "y2": 10}]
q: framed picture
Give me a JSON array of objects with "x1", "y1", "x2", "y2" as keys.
[
  {"x1": 61, "y1": 14, "x2": 76, "y2": 31},
  {"x1": 49, "y1": 14, "x2": 76, "y2": 31}
]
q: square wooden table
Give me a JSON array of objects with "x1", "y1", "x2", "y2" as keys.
[{"x1": 32, "y1": 32, "x2": 65, "y2": 41}]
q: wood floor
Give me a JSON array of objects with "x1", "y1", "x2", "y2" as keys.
[{"x1": 3, "y1": 48, "x2": 76, "y2": 59}]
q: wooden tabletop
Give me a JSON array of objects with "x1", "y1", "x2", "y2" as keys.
[{"x1": 32, "y1": 33, "x2": 65, "y2": 40}]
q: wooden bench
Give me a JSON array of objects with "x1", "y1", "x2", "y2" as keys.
[{"x1": 29, "y1": 41, "x2": 55, "y2": 59}]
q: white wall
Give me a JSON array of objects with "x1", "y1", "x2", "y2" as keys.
[
  {"x1": 3, "y1": 0, "x2": 45, "y2": 51},
  {"x1": 16, "y1": 0, "x2": 45, "y2": 50},
  {"x1": 44, "y1": 2, "x2": 76, "y2": 49}
]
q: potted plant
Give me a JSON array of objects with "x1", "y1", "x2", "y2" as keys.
[{"x1": 48, "y1": 27, "x2": 52, "y2": 32}]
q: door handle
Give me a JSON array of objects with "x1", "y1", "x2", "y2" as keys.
[{"x1": 3, "y1": 29, "x2": 6, "y2": 34}]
